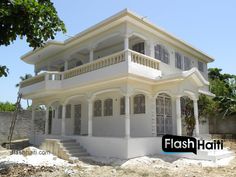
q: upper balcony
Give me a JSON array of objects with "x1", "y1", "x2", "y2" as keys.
[{"x1": 19, "y1": 49, "x2": 161, "y2": 98}]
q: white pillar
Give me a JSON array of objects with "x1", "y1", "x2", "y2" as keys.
[
  {"x1": 176, "y1": 96, "x2": 182, "y2": 136},
  {"x1": 193, "y1": 99, "x2": 200, "y2": 137},
  {"x1": 45, "y1": 107, "x2": 49, "y2": 135},
  {"x1": 125, "y1": 95, "x2": 130, "y2": 138},
  {"x1": 61, "y1": 104, "x2": 66, "y2": 136},
  {"x1": 31, "y1": 106, "x2": 36, "y2": 144},
  {"x1": 88, "y1": 99, "x2": 93, "y2": 136},
  {"x1": 124, "y1": 35, "x2": 129, "y2": 50},
  {"x1": 89, "y1": 49, "x2": 94, "y2": 62},
  {"x1": 64, "y1": 61, "x2": 68, "y2": 71},
  {"x1": 150, "y1": 41, "x2": 155, "y2": 58}
]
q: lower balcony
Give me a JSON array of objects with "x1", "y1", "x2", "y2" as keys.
[{"x1": 20, "y1": 50, "x2": 161, "y2": 98}]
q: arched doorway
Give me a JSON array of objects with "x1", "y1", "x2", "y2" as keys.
[{"x1": 156, "y1": 93, "x2": 172, "y2": 135}]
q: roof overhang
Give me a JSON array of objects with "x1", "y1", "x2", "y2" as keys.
[{"x1": 21, "y1": 9, "x2": 215, "y2": 64}]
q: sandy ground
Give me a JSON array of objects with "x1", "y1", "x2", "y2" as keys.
[{"x1": 0, "y1": 141, "x2": 235, "y2": 177}]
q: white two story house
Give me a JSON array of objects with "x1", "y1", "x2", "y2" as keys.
[{"x1": 19, "y1": 9, "x2": 215, "y2": 159}]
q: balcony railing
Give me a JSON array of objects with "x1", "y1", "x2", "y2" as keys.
[
  {"x1": 130, "y1": 50, "x2": 159, "y2": 70},
  {"x1": 64, "y1": 50, "x2": 125, "y2": 79},
  {"x1": 20, "y1": 50, "x2": 160, "y2": 88}
]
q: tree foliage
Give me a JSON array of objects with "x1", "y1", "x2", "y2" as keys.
[
  {"x1": 0, "y1": 101, "x2": 16, "y2": 112},
  {"x1": 208, "y1": 68, "x2": 236, "y2": 117},
  {"x1": 0, "y1": 0, "x2": 66, "y2": 77}
]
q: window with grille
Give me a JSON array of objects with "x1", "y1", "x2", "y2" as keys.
[
  {"x1": 66, "y1": 104, "x2": 71, "y2": 118},
  {"x1": 120, "y1": 97, "x2": 125, "y2": 115},
  {"x1": 134, "y1": 94, "x2": 145, "y2": 114},
  {"x1": 93, "y1": 100, "x2": 102, "y2": 117},
  {"x1": 184, "y1": 56, "x2": 191, "y2": 70},
  {"x1": 132, "y1": 42, "x2": 145, "y2": 54},
  {"x1": 198, "y1": 61, "x2": 204, "y2": 72},
  {"x1": 104, "y1": 98, "x2": 113, "y2": 116},
  {"x1": 175, "y1": 52, "x2": 182, "y2": 69}
]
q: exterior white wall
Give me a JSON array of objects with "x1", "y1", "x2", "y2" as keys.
[
  {"x1": 127, "y1": 137, "x2": 162, "y2": 158},
  {"x1": 75, "y1": 136, "x2": 128, "y2": 159},
  {"x1": 94, "y1": 43, "x2": 123, "y2": 60},
  {"x1": 127, "y1": 22, "x2": 209, "y2": 79}
]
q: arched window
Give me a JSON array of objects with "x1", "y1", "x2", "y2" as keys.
[
  {"x1": 134, "y1": 94, "x2": 145, "y2": 114},
  {"x1": 120, "y1": 97, "x2": 125, "y2": 115},
  {"x1": 93, "y1": 100, "x2": 102, "y2": 117},
  {"x1": 154, "y1": 44, "x2": 169, "y2": 64},
  {"x1": 104, "y1": 98, "x2": 113, "y2": 116}
]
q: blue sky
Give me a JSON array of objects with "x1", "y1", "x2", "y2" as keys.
[{"x1": 1, "y1": 0, "x2": 236, "y2": 107}]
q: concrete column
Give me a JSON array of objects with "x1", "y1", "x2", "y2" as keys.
[
  {"x1": 31, "y1": 106, "x2": 36, "y2": 144},
  {"x1": 193, "y1": 99, "x2": 200, "y2": 137},
  {"x1": 61, "y1": 104, "x2": 66, "y2": 136},
  {"x1": 45, "y1": 107, "x2": 49, "y2": 135},
  {"x1": 124, "y1": 35, "x2": 129, "y2": 50},
  {"x1": 89, "y1": 49, "x2": 94, "y2": 62},
  {"x1": 125, "y1": 95, "x2": 130, "y2": 138},
  {"x1": 149, "y1": 41, "x2": 155, "y2": 58},
  {"x1": 176, "y1": 96, "x2": 182, "y2": 136},
  {"x1": 64, "y1": 61, "x2": 68, "y2": 71},
  {"x1": 88, "y1": 99, "x2": 93, "y2": 136}
]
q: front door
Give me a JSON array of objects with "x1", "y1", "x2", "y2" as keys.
[
  {"x1": 156, "y1": 93, "x2": 172, "y2": 135},
  {"x1": 74, "y1": 104, "x2": 81, "y2": 135}
]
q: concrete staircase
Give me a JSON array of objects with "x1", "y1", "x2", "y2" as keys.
[{"x1": 40, "y1": 139, "x2": 89, "y2": 163}]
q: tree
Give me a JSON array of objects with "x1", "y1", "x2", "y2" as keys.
[
  {"x1": 0, "y1": 101, "x2": 16, "y2": 112},
  {"x1": 16, "y1": 74, "x2": 32, "y2": 107},
  {"x1": 0, "y1": 0, "x2": 66, "y2": 77},
  {"x1": 208, "y1": 68, "x2": 236, "y2": 117}
]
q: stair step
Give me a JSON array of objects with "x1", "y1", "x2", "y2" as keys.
[
  {"x1": 60, "y1": 139, "x2": 76, "y2": 143},
  {"x1": 66, "y1": 148, "x2": 86, "y2": 154},
  {"x1": 61, "y1": 142, "x2": 80, "y2": 147},
  {"x1": 69, "y1": 152, "x2": 89, "y2": 157}
]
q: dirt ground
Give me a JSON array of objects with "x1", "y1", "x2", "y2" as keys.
[{"x1": 0, "y1": 140, "x2": 235, "y2": 177}]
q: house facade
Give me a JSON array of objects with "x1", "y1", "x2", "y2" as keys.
[{"x1": 19, "y1": 9, "x2": 215, "y2": 159}]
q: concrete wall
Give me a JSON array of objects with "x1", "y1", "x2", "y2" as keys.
[
  {"x1": 209, "y1": 115, "x2": 236, "y2": 134},
  {"x1": 0, "y1": 110, "x2": 45, "y2": 144}
]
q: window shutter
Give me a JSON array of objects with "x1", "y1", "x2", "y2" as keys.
[
  {"x1": 175, "y1": 52, "x2": 182, "y2": 69},
  {"x1": 154, "y1": 44, "x2": 162, "y2": 60}
]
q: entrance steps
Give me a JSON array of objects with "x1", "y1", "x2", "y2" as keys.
[{"x1": 40, "y1": 139, "x2": 89, "y2": 163}]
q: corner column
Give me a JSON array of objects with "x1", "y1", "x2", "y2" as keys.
[
  {"x1": 88, "y1": 99, "x2": 93, "y2": 136},
  {"x1": 61, "y1": 104, "x2": 66, "y2": 136},
  {"x1": 64, "y1": 61, "x2": 68, "y2": 71},
  {"x1": 31, "y1": 105, "x2": 36, "y2": 144},
  {"x1": 125, "y1": 95, "x2": 130, "y2": 138},
  {"x1": 89, "y1": 48, "x2": 94, "y2": 62},
  {"x1": 124, "y1": 34, "x2": 129, "y2": 50},
  {"x1": 193, "y1": 99, "x2": 200, "y2": 137},
  {"x1": 45, "y1": 106, "x2": 49, "y2": 135},
  {"x1": 175, "y1": 96, "x2": 182, "y2": 136}
]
